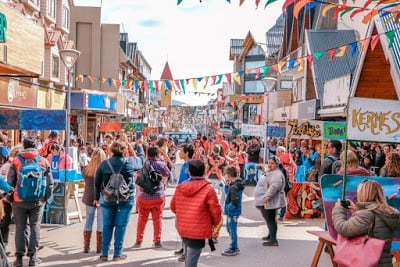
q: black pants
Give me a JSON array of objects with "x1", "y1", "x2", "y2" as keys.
[
  {"x1": 256, "y1": 206, "x2": 278, "y2": 242},
  {"x1": 0, "y1": 201, "x2": 12, "y2": 245}
]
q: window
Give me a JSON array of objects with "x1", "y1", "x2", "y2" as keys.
[
  {"x1": 52, "y1": 55, "x2": 59, "y2": 78},
  {"x1": 293, "y1": 78, "x2": 303, "y2": 102},
  {"x1": 243, "y1": 104, "x2": 260, "y2": 124},
  {"x1": 62, "y1": 6, "x2": 69, "y2": 29},
  {"x1": 244, "y1": 80, "x2": 265, "y2": 94},
  {"x1": 280, "y1": 80, "x2": 293, "y2": 89},
  {"x1": 47, "y1": 0, "x2": 56, "y2": 18},
  {"x1": 29, "y1": 0, "x2": 40, "y2": 7}
]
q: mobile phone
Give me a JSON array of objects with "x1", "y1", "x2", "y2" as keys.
[{"x1": 341, "y1": 200, "x2": 350, "y2": 209}]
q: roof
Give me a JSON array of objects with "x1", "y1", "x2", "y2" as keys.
[{"x1": 306, "y1": 30, "x2": 359, "y2": 105}]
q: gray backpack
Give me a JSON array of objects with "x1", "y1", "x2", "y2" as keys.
[{"x1": 103, "y1": 159, "x2": 130, "y2": 203}]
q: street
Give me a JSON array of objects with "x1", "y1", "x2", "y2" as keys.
[{"x1": 6, "y1": 163, "x2": 333, "y2": 267}]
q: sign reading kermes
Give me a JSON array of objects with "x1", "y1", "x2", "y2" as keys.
[{"x1": 347, "y1": 97, "x2": 400, "y2": 142}]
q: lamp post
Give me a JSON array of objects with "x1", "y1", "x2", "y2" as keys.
[
  {"x1": 262, "y1": 77, "x2": 277, "y2": 163},
  {"x1": 59, "y1": 48, "x2": 81, "y2": 153}
]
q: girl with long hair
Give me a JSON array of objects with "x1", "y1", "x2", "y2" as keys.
[{"x1": 82, "y1": 148, "x2": 106, "y2": 253}]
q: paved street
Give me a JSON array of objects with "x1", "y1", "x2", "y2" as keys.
[{"x1": 6, "y1": 163, "x2": 333, "y2": 267}]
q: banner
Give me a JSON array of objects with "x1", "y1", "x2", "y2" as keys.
[
  {"x1": 346, "y1": 97, "x2": 400, "y2": 143},
  {"x1": 241, "y1": 123, "x2": 265, "y2": 137},
  {"x1": 323, "y1": 121, "x2": 346, "y2": 140}
]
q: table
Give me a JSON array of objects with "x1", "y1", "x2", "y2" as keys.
[
  {"x1": 307, "y1": 230, "x2": 337, "y2": 267},
  {"x1": 64, "y1": 182, "x2": 83, "y2": 225}
]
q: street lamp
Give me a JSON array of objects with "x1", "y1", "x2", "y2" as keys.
[
  {"x1": 59, "y1": 48, "x2": 81, "y2": 154},
  {"x1": 262, "y1": 77, "x2": 277, "y2": 163}
]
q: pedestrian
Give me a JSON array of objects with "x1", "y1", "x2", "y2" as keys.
[
  {"x1": 379, "y1": 152, "x2": 400, "y2": 177},
  {"x1": 82, "y1": 148, "x2": 106, "y2": 253},
  {"x1": 47, "y1": 143, "x2": 73, "y2": 181},
  {"x1": 336, "y1": 150, "x2": 372, "y2": 176},
  {"x1": 332, "y1": 180, "x2": 400, "y2": 266},
  {"x1": 170, "y1": 159, "x2": 222, "y2": 267},
  {"x1": 133, "y1": 145, "x2": 170, "y2": 249},
  {"x1": 7, "y1": 137, "x2": 54, "y2": 267},
  {"x1": 318, "y1": 140, "x2": 342, "y2": 179},
  {"x1": 94, "y1": 141, "x2": 144, "y2": 261},
  {"x1": 255, "y1": 155, "x2": 286, "y2": 246},
  {"x1": 221, "y1": 166, "x2": 245, "y2": 256}
]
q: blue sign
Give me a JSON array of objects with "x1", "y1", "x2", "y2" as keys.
[{"x1": 268, "y1": 126, "x2": 286, "y2": 138}]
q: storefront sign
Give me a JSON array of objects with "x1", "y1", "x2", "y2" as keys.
[
  {"x1": 123, "y1": 123, "x2": 143, "y2": 132},
  {"x1": 286, "y1": 119, "x2": 323, "y2": 140},
  {"x1": 98, "y1": 122, "x2": 122, "y2": 132},
  {"x1": 323, "y1": 121, "x2": 346, "y2": 141},
  {"x1": 0, "y1": 109, "x2": 65, "y2": 130},
  {"x1": 0, "y1": 79, "x2": 37, "y2": 108},
  {"x1": 347, "y1": 97, "x2": 400, "y2": 142},
  {"x1": 268, "y1": 126, "x2": 286, "y2": 138}
]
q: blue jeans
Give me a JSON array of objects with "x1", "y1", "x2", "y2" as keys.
[
  {"x1": 184, "y1": 245, "x2": 202, "y2": 267},
  {"x1": 84, "y1": 205, "x2": 103, "y2": 232},
  {"x1": 101, "y1": 197, "x2": 134, "y2": 257},
  {"x1": 226, "y1": 216, "x2": 238, "y2": 249}
]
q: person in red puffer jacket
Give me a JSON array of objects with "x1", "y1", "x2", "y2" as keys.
[{"x1": 171, "y1": 159, "x2": 222, "y2": 267}]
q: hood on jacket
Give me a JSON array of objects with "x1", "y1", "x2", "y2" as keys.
[
  {"x1": 358, "y1": 201, "x2": 400, "y2": 231},
  {"x1": 18, "y1": 148, "x2": 39, "y2": 160},
  {"x1": 179, "y1": 179, "x2": 210, "y2": 197},
  {"x1": 231, "y1": 178, "x2": 245, "y2": 191}
]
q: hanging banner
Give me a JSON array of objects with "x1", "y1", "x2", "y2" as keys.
[
  {"x1": 268, "y1": 126, "x2": 286, "y2": 138},
  {"x1": 347, "y1": 97, "x2": 400, "y2": 143},
  {"x1": 98, "y1": 122, "x2": 122, "y2": 133},
  {"x1": 0, "y1": 109, "x2": 19, "y2": 129},
  {"x1": 323, "y1": 121, "x2": 346, "y2": 140}
]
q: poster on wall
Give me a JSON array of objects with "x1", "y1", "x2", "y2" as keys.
[
  {"x1": 347, "y1": 97, "x2": 400, "y2": 143},
  {"x1": 284, "y1": 182, "x2": 323, "y2": 219}
]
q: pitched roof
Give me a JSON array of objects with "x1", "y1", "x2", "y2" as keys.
[
  {"x1": 306, "y1": 30, "x2": 358, "y2": 105},
  {"x1": 160, "y1": 61, "x2": 173, "y2": 80}
]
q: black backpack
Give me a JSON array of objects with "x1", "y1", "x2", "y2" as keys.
[
  {"x1": 103, "y1": 159, "x2": 131, "y2": 203},
  {"x1": 135, "y1": 160, "x2": 162, "y2": 195},
  {"x1": 327, "y1": 155, "x2": 341, "y2": 174}
]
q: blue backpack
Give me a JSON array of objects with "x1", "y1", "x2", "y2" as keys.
[{"x1": 17, "y1": 155, "x2": 47, "y2": 202}]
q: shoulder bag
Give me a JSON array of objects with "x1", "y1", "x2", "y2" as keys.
[{"x1": 333, "y1": 211, "x2": 386, "y2": 267}]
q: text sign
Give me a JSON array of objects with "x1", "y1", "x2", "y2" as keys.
[
  {"x1": 347, "y1": 97, "x2": 400, "y2": 142},
  {"x1": 241, "y1": 124, "x2": 265, "y2": 137},
  {"x1": 268, "y1": 126, "x2": 286, "y2": 138},
  {"x1": 323, "y1": 121, "x2": 346, "y2": 140},
  {"x1": 286, "y1": 119, "x2": 323, "y2": 140}
]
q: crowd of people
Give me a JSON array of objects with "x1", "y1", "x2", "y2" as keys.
[{"x1": 0, "y1": 130, "x2": 399, "y2": 266}]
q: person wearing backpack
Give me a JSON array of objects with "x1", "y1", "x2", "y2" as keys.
[
  {"x1": 94, "y1": 140, "x2": 144, "y2": 262},
  {"x1": 7, "y1": 137, "x2": 54, "y2": 267},
  {"x1": 133, "y1": 145, "x2": 170, "y2": 249},
  {"x1": 318, "y1": 140, "x2": 342, "y2": 179}
]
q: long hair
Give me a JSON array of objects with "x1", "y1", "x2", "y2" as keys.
[
  {"x1": 85, "y1": 148, "x2": 106, "y2": 177},
  {"x1": 340, "y1": 150, "x2": 360, "y2": 170},
  {"x1": 357, "y1": 180, "x2": 398, "y2": 214},
  {"x1": 386, "y1": 153, "x2": 400, "y2": 177}
]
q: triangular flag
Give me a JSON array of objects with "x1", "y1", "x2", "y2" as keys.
[
  {"x1": 144, "y1": 80, "x2": 149, "y2": 92},
  {"x1": 313, "y1": 51, "x2": 324, "y2": 60},
  {"x1": 192, "y1": 78, "x2": 198, "y2": 90},
  {"x1": 264, "y1": 0, "x2": 277, "y2": 8},
  {"x1": 277, "y1": 61, "x2": 286, "y2": 72},
  {"x1": 245, "y1": 68, "x2": 252, "y2": 75},
  {"x1": 385, "y1": 30, "x2": 395, "y2": 48},
  {"x1": 350, "y1": 42, "x2": 358, "y2": 57},
  {"x1": 134, "y1": 80, "x2": 139, "y2": 92},
  {"x1": 233, "y1": 72, "x2": 241, "y2": 85},
  {"x1": 154, "y1": 80, "x2": 159, "y2": 92},
  {"x1": 362, "y1": 9, "x2": 378, "y2": 24},
  {"x1": 165, "y1": 80, "x2": 171, "y2": 90},
  {"x1": 297, "y1": 58, "x2": 304, "y2": 71},
  {"x1": 334, "y1": 5, "x2": 351, "y2": 20},
  {"x1": 197, "y1": 77, "x2": 203, "y2": 82},
  {"x1": 360, "y1": 39, "x2": 370, "y2": 52},
  {"x1": 305, "y1": 2, "x2": 320, "y2": 12},
  {"x1": 107, "y1": 78, "x2": 112, "y2": 87},
  {"x1": 128, "y1": 80, "x2": 133, "y2": 89},
  {"x1": 327, "y1": 48, "x2": 336, "y2": 61},
  {"x1": 149, "y1": 81, "x2": 154, "y2": 93},
  {"x1": 288, "y1": 59, "x2": 296, "y2": 70},
  {"x1": 322, "y1": 4, "x2": 336, "y2": 17},
  {"x1": 371, "y1": 34, "x2": 380, "y2": 51},
  {"x1": 307, "y1": 55, "x2": 313, "y2": 65},
  {"x1": 336, "y1": 45, "x2": 347, "y2": 57},
  {"x1": 239, "y1": 0, "x2": 245, "y2": 6},
  {"x1": 340, "y1": 7, "x2": 355, "y2": 18},
  {"x1": 225, "y1": 73, "x2": 232, "y2": 85},
  {"x1": 262, "y1": 66, "x2": 269, "y2": 77},
  {"x1": 211, "y1": 75, "x2": 217, "y2": 85},
  {"x1": 203, "y1": 76, "x2": 209, "y2": 89},
  {"x1": 282, "y1": 0, "x2": 295, "y2": 14},
  {"x1": 139, "y1": 81, "x2": 143, "y2": 91},
  {"x1": 177, "y1": 0, "x2": 183, "y2": 5},
  {"x1": 271, "y1": 64, "x2": 279, "y2": 74},
  {"x1": 255, "y1": 67, "x2": 261, "y2": 80},
  {"x1": 179, "y1": 79, "x2": 186, "y2": 93},
  {"x1": 294, "y1": 0, "x2": 311, "y2": 19},
  {"x1": 174, "y1": 80, "x2": 181, "y2": 90},
  {"x1": 216, "y1": 74, "x2": 223, "y2": 84}
]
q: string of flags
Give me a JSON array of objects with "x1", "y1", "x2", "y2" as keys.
[
  {"x1": 176, "y1": 0, "x2": 400, "y2": 16},
  {"x1": 74, "y1": 24, "x2": 400, "y2": 94}
]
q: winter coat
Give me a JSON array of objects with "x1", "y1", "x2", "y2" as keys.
[
  {"x1": 263, "y1": 168, "x2": 286, "y2": 210},
  {"x1": 224, "y1": 179, "x2": 245, "y2": 217},
  {"x1": 47, "y1": 151, "x2": 73, "y2": 170},
  {"x1": 171, "y1": 178, "x2": 222, "y2": 240},
  {"x1": 332, "y1": 202, "x2": 400, "y2": 267},
  {"x1": 247, "y1": 144, "x2": 261, "y2": 163}
]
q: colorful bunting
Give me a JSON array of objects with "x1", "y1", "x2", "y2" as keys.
[
  {"x1": 386, "y1": 30, "x2": 396, "y2": 47},
  {"x1": 371, "y1": 34, "x2": 380, "y2": 51}
]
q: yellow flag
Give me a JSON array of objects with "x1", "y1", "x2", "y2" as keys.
[
  {"x1": 336, "y1": 45, "x2": 347, "y2": 57},
  {"x1": 192, "y1": 78, "x2": 198, "y2": 90},
  {"x1": 245, "y1": 68, "x2": 252, "y2": 75},
  {"x1": 360, "y1": 39, "x2": 370, "y2": 52},
  {"x1": 297, "y1": 58, "x2": 304, "y2": 71},
  {"x1": 203, "y1": 76, "x2": 209, "y2": 89},
  {"x1": 233, "y1": 72, "x2": 241, "y2": 85},
  {"x1": 322, "y1": 4, "x2": 336, "y2": 17}
]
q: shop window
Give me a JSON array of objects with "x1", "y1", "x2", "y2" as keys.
[{"x1": 52, "y1": 55, "x2": 59, "y2": 78}]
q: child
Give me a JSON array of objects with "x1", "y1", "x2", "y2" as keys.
[{"x1": 221, "y1": 166, "x2": 245, "y2": 256}]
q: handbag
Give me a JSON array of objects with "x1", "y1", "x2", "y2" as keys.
[{"x1": 333, "y1": 212, "x2": 386, "y2": 267}]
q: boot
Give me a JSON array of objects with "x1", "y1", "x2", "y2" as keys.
[
  {"x1": 83, "y1": 231, "x2": 92, "y2": 253},
  {"x1": 96, "y1": 231, "x2": 102, "y2": 253},
  {"x1": 13, "y1": 256, "x2": 23, "y2": 267}
]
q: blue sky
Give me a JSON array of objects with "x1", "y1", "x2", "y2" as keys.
[{"x1": 74, "y1": 0, "x2": 283, "y2": 105}]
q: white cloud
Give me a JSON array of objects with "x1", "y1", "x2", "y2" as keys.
[{"x1": 74, "y1": 0, "x2": 284, "y2": 105}]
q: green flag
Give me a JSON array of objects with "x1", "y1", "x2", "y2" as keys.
[{"x1": 265, "y1": 0, "x2": 278, "y2": 8}]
